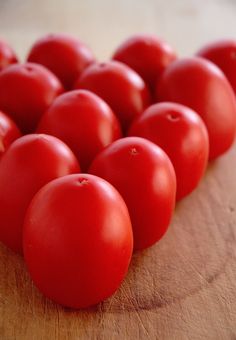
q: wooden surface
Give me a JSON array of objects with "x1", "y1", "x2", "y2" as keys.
[{"x1": 1, "y1": 0, "x2": 236, "y2": 339}]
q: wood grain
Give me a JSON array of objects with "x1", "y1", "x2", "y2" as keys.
[{"x1": 1, "y1": 0, "x2": 236, "y2": 339}]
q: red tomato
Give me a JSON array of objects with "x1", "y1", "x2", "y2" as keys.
[
  {"x1": 23, "y1": 174, "x2": 133, "y2": 309},
  {"x1": 37, "y1": 90, "x2": 121, "y2": 171},
  {"x1": 0, "y1": 62, "x2": 63, "y2": 133},
  {"x1": 129, "y1": 102, "x2": 209, "y2": 200},
  {"x1": 112, "y1": 34, "x2": 177, "y2": 92},
  {"x1": 197, "y1": 39, "x2": 236, "y2": 95},
  {"x1": 74, "y1": 61, "x2": 151, "y2": 132},
  {"x1": 0, "y1": 39, "x2": 18, "y2": 72},
  {"x1": 89, "y1": 137, "x2": 176, "y2": 251},
  {"x1": 0, "y1": 134, "x2": 80, "y2": 254},
  {"x1": 27, "y1": 33, "x2": 95, "y2": 89},
  {"x1": 0, "y1": 110, "x2": 21, "y2": 156},
  {"x1": 156, "y1": 57, "x2": 236, "y2": 160}
]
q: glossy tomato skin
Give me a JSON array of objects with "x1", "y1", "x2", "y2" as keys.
[
  {"x1": 112, "y1": 34, "x2": 177, "y2": 91},
  {"x1": 0, "y1": 110, "x2": 21, "y2": 156},
  {"x1": 197, "y1": 40, "x2": 236, "y2": 94},
  {"x1": 156, "y1": 57, "x2": 236, "y2": 160},
  {"x1": 27, "y1": 33, "x2": 95, "y2": 89},
  {"x1": 89, "y1": 137, "x2": 176, "y2": 251},
  {"x1": 0, "y1": 134, "x2": 80, "y2": 254},
  {"x1": 0, "y1": 63, "x2": 63, "y2": 133},
  {"x1": 129, "y1": 102, "x2": 209, "y2": 200},
  {"x1": 37, "y1": 90, "x2": 121, "y2": 171},
  {"x1": 0, "y1": 40, "x2": 18, "y2": 72},
  {"x1": 74, "y1": 61, "x2": 151, "y2": 132},
  {"x1": 23, "y1": 174, "x2": 133, "y2": 309}
]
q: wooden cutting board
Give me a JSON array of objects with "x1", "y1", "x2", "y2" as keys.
[
  {"x1": 1, "y1": 1, "x2": 236, "y2": 339},
  {"x1": 2, "y1": 147, "x2": 236, "y2": 340}
]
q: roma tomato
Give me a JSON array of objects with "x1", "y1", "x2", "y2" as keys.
[
  {"x1": 129, "y1": 103, "x2": 209, "y2": 200},
  {"x1": 27, "y1": 33, "x2": 95, "y2": 89},
  {"x1": 156, "y1": 57, "x2": 236, "y2": 160},
  {"x1": 23, "y1": 174, "x2": 133, "y2": 309},
  {"x1": 37, "y1": 90, "x2": 121, "y2": 171},
  {"x1": 0, "y1": 63, "x2": 63, "y2": 133},
  {"x1": 89, "y1": 137, "x2": 176, "y2": 251},
  {"x1": 197, "y1": 39, "x2": 236, "y2": 95},
  {"x1": 0, "y1": 134, "x2": 80, "y2": 254},
  {"x1": 112, "y1": 34, "x2": 176, "y2": 91},
  {"x1": 0, "y1": 39, "x2": 18, "y2": 72},
  {"x1": 0, "y1": 110, "x2": 21, "y2": 156},
  {"x1": 74, "y1": 61, "x2": 151, "y2": 132}
]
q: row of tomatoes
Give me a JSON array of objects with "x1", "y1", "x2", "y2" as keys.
[{"x1": 0, "y1": 34, "x2": 236, "y2": 309}]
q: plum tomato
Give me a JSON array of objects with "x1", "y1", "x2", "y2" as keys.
[
  {"x1": 37, "y1": 90, "x2": 121, "y2": 171},
  {"x1": 112, "y1": 34, "x2": 177, "y2": 91},
  {"x1": 129, "y1": 102, "x2": 209, "y2": 200},
  {"x1": 0, "y1": 134, "x2": 80, "y2": 254},
  {"x1": 89, "y1": 137, "x2": 176, "y2": 251},
  {"x1": 23, "y1": 174, "x2": 133, "y2": 309},
  {"x1": 0, "y1": 62, "x2": 63, "y2": 133},
  {"x1": 0, "y1": 110, "x2": 21, "y2": 156},
  {"x1": 27, "y1": 33, "x2": 95, "y2": 89},
  {"x1": 0, "y1": 39, "x2": 18, "y2": 72},
  {"x1": 156, "y1": 57, "x2": 236, "y2": 160},
  {"x1": 197, "y1": 39, "x2": 236, "y2": 95},
  {"x1": 74, "y1": 61, "x2": 151, "y2": 132}
]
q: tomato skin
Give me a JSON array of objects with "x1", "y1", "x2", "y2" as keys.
[
  {"x1": 23, "y1": 174, "x2": 133, "y2": 309},
  {"x1": 37, "y1": 90, "x2": 121, "y2": 171},
  {"x1": 0, "y1": 110, "x2": 21, "y2": 156},
  {"x1": 112, "y1": 34, "x2": 177, "y2": 91},
  {"x1": 89, "y1": 137, "x2": 176, "y2": 251},
  {"x1": 156, "y1": 57, "x2": 236, "y2": 160},
  {"x1": 197, "y1": 40, "x2": 236, "y2": 95},
  {"x1": 74, "y1": 61, "x2": 151, "y2": 132},
  {"x1": 0, "y1": 63, "x2": 63, "y2": 133},
  {"x1": 0, "y1": 134, "x2": 80, "y2": 254},
  {"x1": 129, "y1": 102, "x2": 209, "y2": 200},
  {"x1": 0, "y1": 40, "x2": 18, "y2": 72},
  {"x1": 27, "y1": 33, "x2": 95, "y2": 90}
]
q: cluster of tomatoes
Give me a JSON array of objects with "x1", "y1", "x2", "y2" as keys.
[{"x1": 0, "y1": 34, "x2": 235, "y2": 309}]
